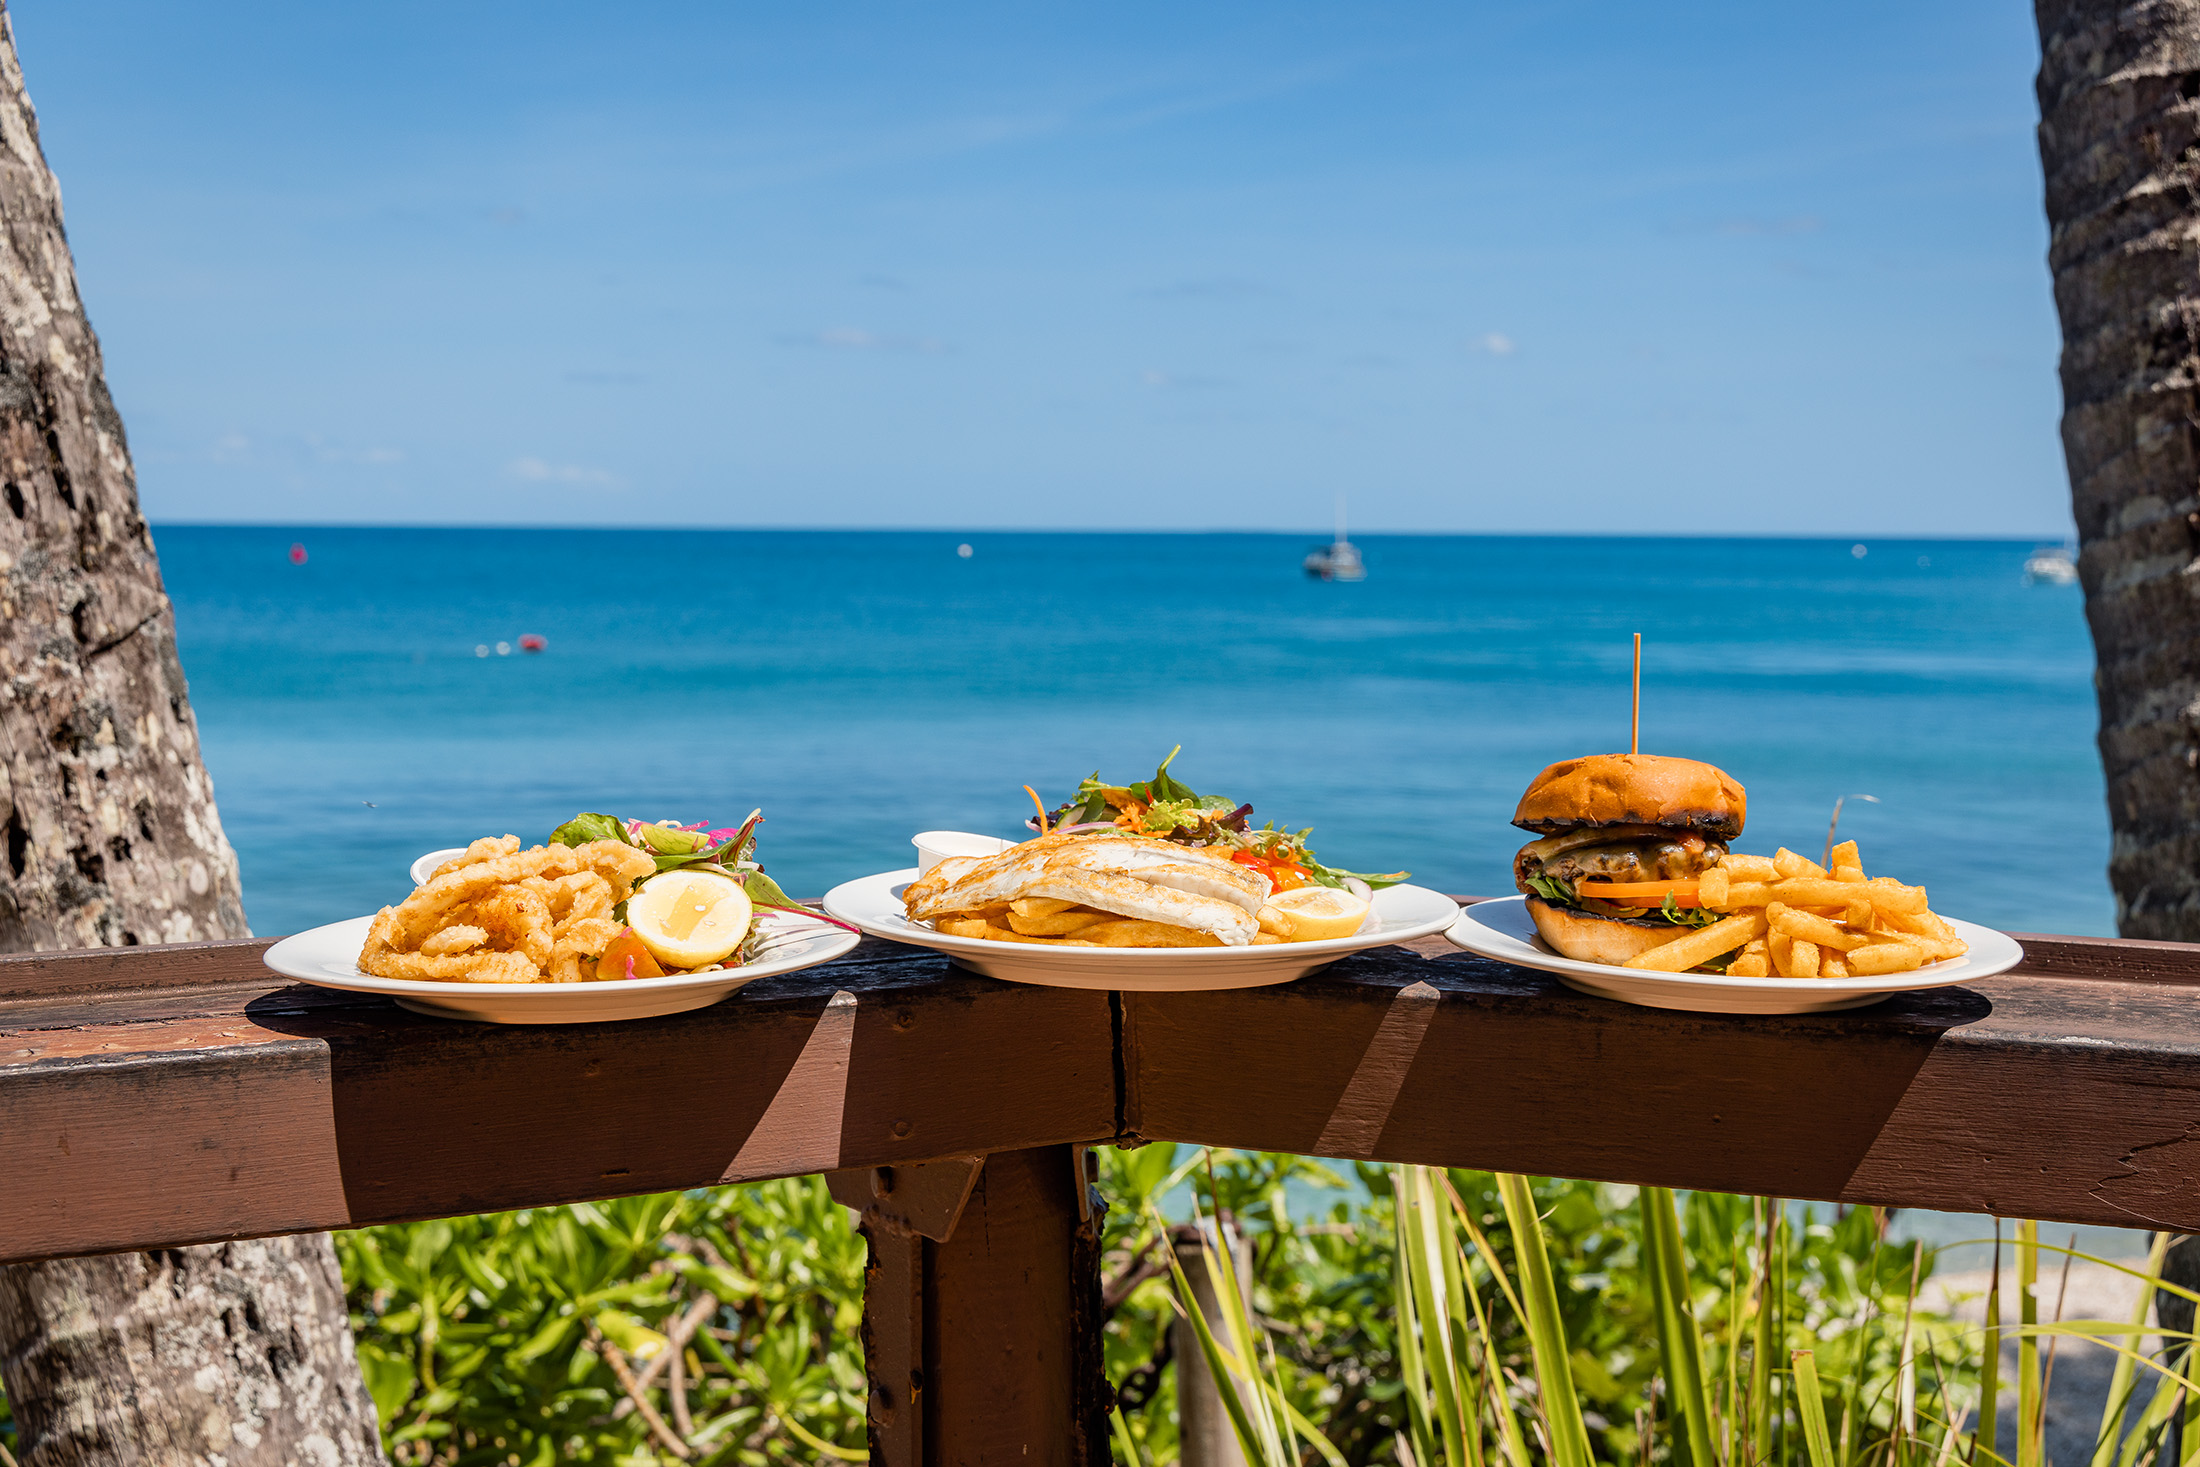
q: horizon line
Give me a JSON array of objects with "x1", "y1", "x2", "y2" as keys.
[{"x1": 146, "y1": 521, "x2": 2076, "y2": 543}]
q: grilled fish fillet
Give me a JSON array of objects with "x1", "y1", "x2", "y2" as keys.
[
  {"x1": 1022, "y1": 868, "x2": 1258, "y2": 944},
  {"x1": 1043, "y1": 838, "x2": 1268, "y2": 913},
  {"x1": 903, "y1": 831, "x2": 1271, "y2": 945}
]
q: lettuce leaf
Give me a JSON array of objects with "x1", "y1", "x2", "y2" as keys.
[
  {"x1": 1525, "y1": 873, "x2": 1575, "y2": 906},
  {"x1": 549, "y1": 812, "x2": 627, "y2": 848}
]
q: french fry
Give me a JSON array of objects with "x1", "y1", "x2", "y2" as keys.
[
  {"x1": 1847, "y1": 939, "x2": 1929, "y2": 976},
  {"x1": 1821, "y1": 950, "x2": 1850, "y2": 979},
  {"x1": 1698, "y1": 866, "x2": 1731, "y2": 907},
  {"x1": 1768, "y1": 930, "x2": 1793, "y2": 973},
  {"x1": 1786, "y1": 938, "x2": 1821, "y2": 979},
  {"x1": 1720, "y1": 854, "x2": 1779, "y2": 882},
  {"x1": 1773, "y1": 847, "x2": 1829, "y2": 881},
  {"x1": 1766, "y1": 902, "x2": 1869, "y2": 952},
  {"x1": 1873, "y1": 904, "x2": 1958, "y2": 945},
  {"x1": 937, "y1": 917, "x2": 1091, "y2": 946},
  {"x1": 1715, "y1": 881, "x2": 1777, "y2": 910},
  {"x1": 1621, "y1": 911, "x2": 1768, "y2": 972},
  {"x1": 1864, "y1": 877, "x2": 1929, "y2": 915},
  {"x1": 1010, "y1": 897, "x2": 1081, "y2": 919},
  {"x1": 1828, "y1": 840, "x2": 1860, "y2": 871},
  {"x1": 1727, "y1": 937, "x2": 1771, "y2": 978},
  {"x1": 1079, "y1": 919, "x2": 1224, "y2": 948},
  {"x1": 1768, "y1": 877, "x2": 1875, "y2": 909},
  {"x1": 1845, "y1": 898, "x2": 1875, "y2": 929},
  {"x1": 1833, "y1": 865, "x2": 1867, "y2": 884},
  {"x1": 1007, "y1": 904, "x2": 1112, "y2": 936},
  {"x1": 1257, "y1": 905, "x2": 1294, "y2": 938}
]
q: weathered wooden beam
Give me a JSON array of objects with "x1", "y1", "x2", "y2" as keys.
[
  {"x1": 853, "y1": 1146, "x2": 1111, "y2": 1467},
  {"x1": 1121, "y1": 929, "x2": 2200, "y2": 1233},
  {"x1": 0, "y1": 939, "x2": 1118, "y2": 1264},
  {"x1": 12, "y1": 918, "x2": 2200, "y2": 1264}
]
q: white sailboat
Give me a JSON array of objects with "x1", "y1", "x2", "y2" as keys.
[
  {"x1": 2023, "y1": 543, "x2": 2077, "y2": 586},
  {"x1": 1303, "y1": 497, "x2": 1365, "y2": 582}
]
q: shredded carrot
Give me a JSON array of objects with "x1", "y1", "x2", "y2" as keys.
[{"x1": 1025, "y1": 785, "x2": 1050, "y2": 835}]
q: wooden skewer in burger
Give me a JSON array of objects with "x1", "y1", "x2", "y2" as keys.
[{"x1": 1511, "y1": 633, "x2": 1748, "y2": 967}]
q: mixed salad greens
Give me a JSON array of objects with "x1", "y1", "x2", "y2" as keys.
[
  {"x1": 1035, "y1": 747, "x2": 1406, "y2": 897},
  {"x1": 548, "y1": 810, "x2": 857, "y2": 934}
]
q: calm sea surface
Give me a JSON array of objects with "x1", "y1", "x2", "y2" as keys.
[{"x1": 155, "y1": 527, "x2": 2109, "y2": 941}]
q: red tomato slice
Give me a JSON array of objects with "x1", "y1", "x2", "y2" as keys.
[{"x1": 1231, "y1": 849, "x2": 1314, "y2": 892}]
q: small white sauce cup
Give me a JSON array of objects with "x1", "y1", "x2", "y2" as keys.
[
  {"x1": 411, "y1": 847, "x2": 470, "y2": 885},
  {"x1": 912, "y1": 830, "x2": 1017, "y2": 874}
]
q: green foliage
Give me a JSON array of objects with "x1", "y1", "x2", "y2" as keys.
[
  {"x1": 1099, "y1": 1149, "x2": 1993, "y2": 1467},
  {"x1": 335, "y1": 1178, "x2": 867, "y2": 1465}
]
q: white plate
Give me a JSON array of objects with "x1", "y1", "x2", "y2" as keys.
[
  {"x1": 1444, "y1": 895, "x2": 2024, "y2": 1014},
  {"x1": 821, "y1": 869, "x2": 1461, "y2": 990},
  {"x1": 262, "y1": 910, "x2": 862, "y2": 1024}
]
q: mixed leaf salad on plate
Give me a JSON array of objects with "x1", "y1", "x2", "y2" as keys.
[
  {"x1": 1033, "y1": 747, "x2": 1407, "y2": 899},
  {"x1": 551, "y1": 811, "x2": 853, "y2": 925}
]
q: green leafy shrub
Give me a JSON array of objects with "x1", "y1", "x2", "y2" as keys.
[{"x1": 335, "y1": 1178, "x2": 868, "y2": 1465}]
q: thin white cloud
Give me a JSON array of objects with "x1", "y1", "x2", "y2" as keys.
[
  {"x1": 506, "y1": 457, "x2": 623, "y2": 488},
  {"x1": 1473, "y1": 333, "x2": 1516, "y2": 356}
]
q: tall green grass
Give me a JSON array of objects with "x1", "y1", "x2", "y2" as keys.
[{"x1": 1129, "y1": 1152, "x2": 2200, "y2": 1467}]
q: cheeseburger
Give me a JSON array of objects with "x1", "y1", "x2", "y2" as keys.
[{"x1": 1510, "y1": 754, "x2": 1746, "y2": 966}]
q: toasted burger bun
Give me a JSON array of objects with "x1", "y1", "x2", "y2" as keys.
[
  {"x1": 1525, "y1": 897, "x2": 1692, "y2": 965},
  {"x1": 1512, "y1": 753, "x2": 1745, "y2": 840}
]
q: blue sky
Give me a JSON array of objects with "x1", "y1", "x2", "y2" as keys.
[{"x1": 15, "y1": 2, "x2": 2064, "y2": 534}]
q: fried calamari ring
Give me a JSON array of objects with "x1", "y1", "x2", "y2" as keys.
[
  {"x1": 419, "y1": 924, "x2": 487, "y2": 956},
  {"x1": 547, "y1": 916, "x2": 623, "y2": 982},
  {"x1": 528, "y1": 871, "x2": 616, "y2": 924},
  {"x1": 465, "y1": 885, "x2": 553, "y2": 968},
  {"x1": 360, "y1": 948, "x2": 538, "y2": 984},
  {"x1": 428, "y1": 834, "x2": 521, "y2": 882}
]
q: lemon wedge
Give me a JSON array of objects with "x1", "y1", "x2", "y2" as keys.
[
  {"x1": 625, "y1": 870, "x2": 754, "y2": 969},
  {"x1": 1262, "y1": 887, "x2": 1372, "y2": 942}
]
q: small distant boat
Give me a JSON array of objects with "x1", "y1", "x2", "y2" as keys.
[
  {"x1": 1304, "y1": 498, "x2": 1366, "y2": 582},
  {"x1": 2023, "y1": 544, "x2": 2077, "y2": 586}
]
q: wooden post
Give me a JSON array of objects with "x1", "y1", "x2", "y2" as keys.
[
  {"x1": 851, "y1": 1146, "x2": 1111, "y2": 1466},
  {"x1": 1172, "y1": 1220, "x2": 1254, "y2": 1467}
]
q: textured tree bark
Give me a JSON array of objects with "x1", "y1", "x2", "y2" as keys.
[
  {"x1": 2036, "y1": 0, "x2": 2200, "y2": 938},
  {"x1": 0, "y1": 1242, "x2": 383, "y2": 1467},
  {"x1": 0, "y1": 5, "x2": 385, "y2": 1463}
]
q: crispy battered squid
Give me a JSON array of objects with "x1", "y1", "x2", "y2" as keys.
[{"x1": 359, "y1": 837, "x2": 656, "y2": 984}]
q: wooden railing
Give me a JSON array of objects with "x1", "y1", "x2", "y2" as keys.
[{"x1": 6, "y1": 907, "x2": 2198, "y2": 1463}]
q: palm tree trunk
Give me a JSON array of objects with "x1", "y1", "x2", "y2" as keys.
[
  {"x1": 0, "y1": 6, "x2": 385, "y2": 1462},
  {"x1": 2036, "y1": 0, "x2": 2200, "y2": 939}
]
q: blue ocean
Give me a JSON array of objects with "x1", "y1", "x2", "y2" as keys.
[{"x1": 156, "y1": 527, "x2": 2106, "y2": 941}]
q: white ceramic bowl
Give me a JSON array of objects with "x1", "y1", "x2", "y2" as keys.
[
  {"x1": 411, "y1": 847, "x2": 470, "y2": 885},
  {"x1": 911, "y1": 830, "x2": 1016, "y2": 875}
]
